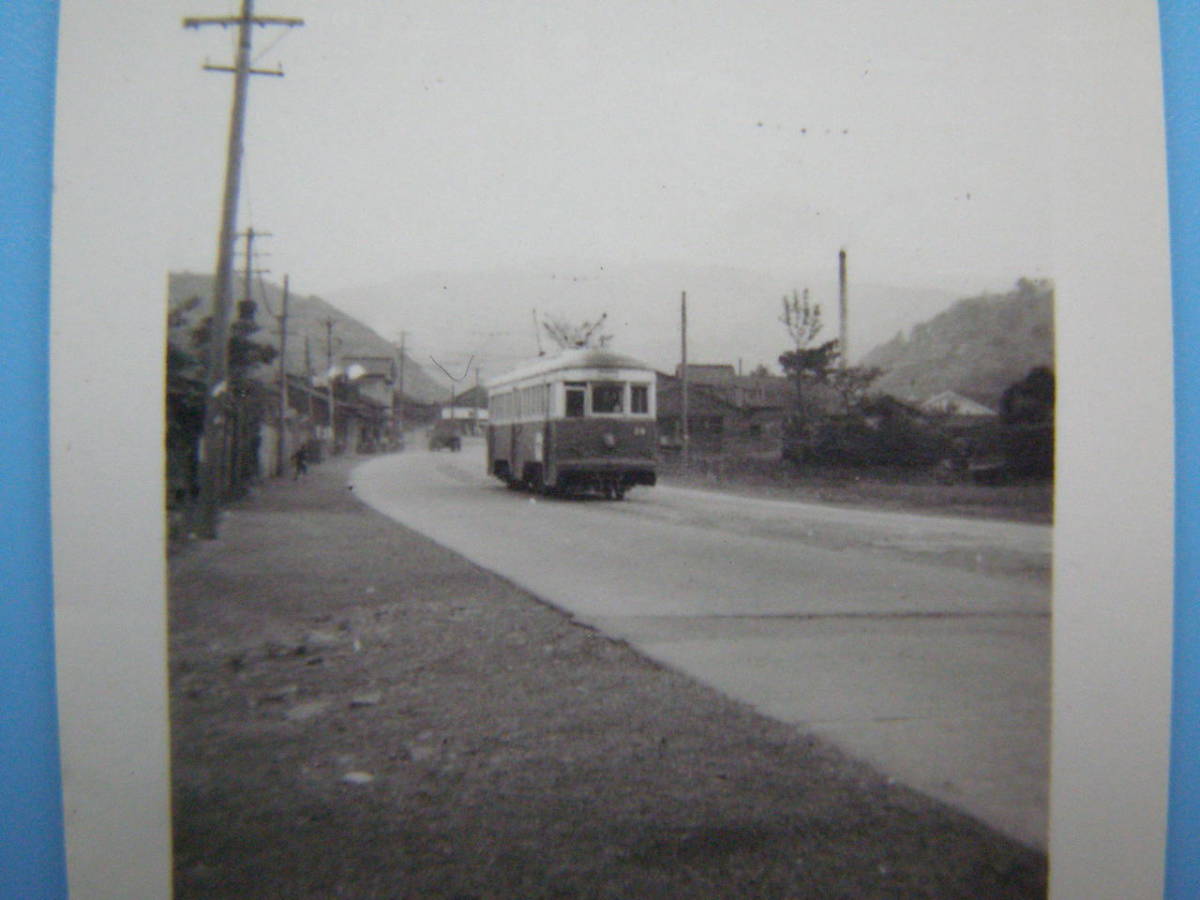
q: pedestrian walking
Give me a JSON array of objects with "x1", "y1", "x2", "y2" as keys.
[{"x1": 292, "y1": 445, "x2": 308, "y2": 479}]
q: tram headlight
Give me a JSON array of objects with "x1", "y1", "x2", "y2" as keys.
[{"x1": 603, "y1": 432, "x2": 616, "y2": 449}]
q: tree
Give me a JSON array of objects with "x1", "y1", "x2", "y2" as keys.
[
  {"x1": 777, "y1": 289, "x2": 839, "y2": 419},
  {"x1": 166, "y1": 301, "x2": 207, "y2": 509},
  {"x1": 1000, "y1": 365, "x2": 1054, "y2": 424},
  {"x1": 776, "y1": 289, "x2": 909, "y2": 467},
  {"x1": 779, "y1": 288, "x2": 821, "y2": 349},
  {"x1": 186, "y1": 299, "x2": 279, "y2": 495},
  {"x1": 827, "y1": 364, "x2": 883, "y2": 414},
  {"x1": 190, "y1": 299, "x2": 277, "y2": 382},
  {"x1": 992, "y1": 366, "x2": 1055, "y2": 479}
]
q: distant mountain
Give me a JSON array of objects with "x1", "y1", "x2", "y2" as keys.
[
  {"x1": 167, "y1": 272, "x2": 446, "y2": 405},
  {"x1": 324, "y1": 260, "x2": 959, "y2": 377},
  {"x1": 860, "y1": 279, "x2": 1054, "y2": 408}
]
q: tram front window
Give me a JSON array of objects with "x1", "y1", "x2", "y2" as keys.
[
  {"x1": 592, "y1": 382, "x2": 623, "y2": 414},
  {"x1": 631, "y1": 384, "x2": 649, "y2": 414},
  {"x1": 565, "y1": 382, "x2": 586, "y2": 417}
]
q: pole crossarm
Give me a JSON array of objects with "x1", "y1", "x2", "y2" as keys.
[
  {"x1": 184, "y1": 0, "x2": 302, "y2": 537},
  {"x1": 184, "y1": 16, "x2": 304, "y2": 28},
  {"x1": 204, "y1": 64, "x2": 287, "y2": 76}
]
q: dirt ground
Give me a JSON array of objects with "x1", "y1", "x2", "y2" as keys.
[
  {"x1": 657, "y1": 460, "x2": 1053, "y2": 525},
  {"x1": 169, "y1": 456, "x2": 1047, "y2": 899}
]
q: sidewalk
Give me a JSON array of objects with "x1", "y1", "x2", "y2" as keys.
[{"x1": 169, "y1": 456, "x2": 1046, "y2": 899}]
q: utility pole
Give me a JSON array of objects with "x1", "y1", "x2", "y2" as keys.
[
  {"x1": 275, "y1": 275, "x2": 290, "y2": 477},
  {"x1": 431, "y1": 355, "x2": 474, "y2": 429},
  {"x1": 324, "y1": 317, "x2": 337, "y2": 453},
  {"x1": 473, "y1": 365, "x2": 481, "y2": 434},
  {"x1": 240, "y1": 226, "x2": 272, "y2": 307},
  {"x1": 838, "y1": 248, "x2": 849, "y2": 370},
  {"x1": 680, "y1": 291, "x2": 690, "y2": 468},
  {"x1": 185, "y1": 0, "x2": 303, "y2": 538},
  {"x1": 304, "y1": 335, "x2": 316, "y2": 437},
  {"x1": 396, "y1": 331, "x2": 407, "y2": 438}
]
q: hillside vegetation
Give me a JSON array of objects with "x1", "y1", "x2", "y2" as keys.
[
  {"x1": 862, "y1": 279, "x2": 1053, "y2": 409},
  {"x1": 168, "y1": 272, "x2": 446, "y2": 405}
]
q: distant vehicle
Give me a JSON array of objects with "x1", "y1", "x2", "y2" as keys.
[
  {"x1": 428, "y1": 420, "x2": 463, "y2": 452},
  {"x1": 485, "y1": 348, "x2": 657, "y2": 499}
]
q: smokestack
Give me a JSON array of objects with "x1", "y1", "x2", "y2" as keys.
[{"x1": 838, "y1": 248, "x2": 848, "y2": 369}]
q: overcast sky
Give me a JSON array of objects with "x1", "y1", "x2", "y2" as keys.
[
  {"x1": 55, "y1": 0, "x2": 1055, "y2": 368},
  {"x1": 60, "y1": 0, "x2": 1054, "y2": 283}
]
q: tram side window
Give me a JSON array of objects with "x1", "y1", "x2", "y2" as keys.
[
  {"x1": 592, "y1": 382, "x2": 623, "y2": 414},
  {"x1": 565, "y1": 382, "x2": 586, "y2": 418},
  {"x1": 631, "y1": 384, "x2": 649, "y2": 414}
]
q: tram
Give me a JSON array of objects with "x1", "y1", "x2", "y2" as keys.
[{"x1": 485, "y1": 348, "x2": 658, "y2": 499}]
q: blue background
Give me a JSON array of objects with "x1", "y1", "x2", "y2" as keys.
[
  {"x1": 1, "y1": 2, "x2": 1196, "y2": 896},
  {"x1": 0, "y1": 2, "x2": 66, "y2": 899},
  {"x1": 1162, "y1": 2, "x2": 1200, "y2": 895}
]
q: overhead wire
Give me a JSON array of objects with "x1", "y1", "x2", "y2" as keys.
[{"x1": 252, "y1": 27, "x2": 292, "y2": 67}]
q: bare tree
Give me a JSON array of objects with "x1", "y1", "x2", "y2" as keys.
[
  {"x1": 779, "y1": 289, "x2": 824, "y2": 352},
  {"x1": 778, "y1": 289, "x2": 839, "y2": 420}
]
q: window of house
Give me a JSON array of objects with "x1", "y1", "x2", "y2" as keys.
[
  {"x1": 592, "y1": 382, "x2": 624, "y2": 414},
  {"x1": 565, "y1": 382, "x2": 586, "y2": 418},
  {"x1": 631, "y1": 384, "x2": 649, "y2": 414}
]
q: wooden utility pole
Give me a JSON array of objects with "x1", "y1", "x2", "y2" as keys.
[
  {"x1": 304, "y1": 335, "x2": 316, "y2": 433},
  {"x1": 185, "y1": 0, "x2": 302, "y2": 538},
  {"x1": 324, "y1": 317, "x2": 337, "y2": 453},
  {"x1": 275, "y1": 275, "x2": 290, "y2": 477},
  {"x1": 396, "y1": 331, "x2": 407, "y2": 437},
  {"x1": 473, "y1": 365, "x2": 481, "y2": 433},
  {"x1": 838, "y1": 248, "x2": 849, "y2": 369},
  {"x1": 681, "y1": 291, "x2": 690, "y2": 468},
  {"x1": 240, "y1": 226, "x2": 272, "y2": 306}
]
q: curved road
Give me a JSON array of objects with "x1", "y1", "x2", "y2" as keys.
[{"x1": 352, "y1": 440, "x2": 1051, "y2": 848}]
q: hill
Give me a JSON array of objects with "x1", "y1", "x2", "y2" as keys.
[
  {"x1": 324, "y1": 261, "x2": 958, "y2": 376},
  {"x1": 860, "y1": 278, "x2": 1054, "y2": 408},
  {"x1": 167, "y1": 272, "x2": 446, "y2": 405}
]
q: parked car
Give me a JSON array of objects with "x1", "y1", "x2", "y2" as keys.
[{"x1": 428, "y1": 420, "x2": 463, "y2": 452}]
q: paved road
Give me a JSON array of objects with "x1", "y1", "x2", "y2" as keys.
[{"x1": 351, "y1": 441, "x2": 1051, "y2": 848}]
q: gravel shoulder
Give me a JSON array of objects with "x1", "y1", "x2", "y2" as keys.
[{"x1": 169, "y1": 455, "x2": 1047, "y2": 899}]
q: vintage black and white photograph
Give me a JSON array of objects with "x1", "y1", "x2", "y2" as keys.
[{"x1": 49, "y1": 2, "x2": 1176, "y2": 898}]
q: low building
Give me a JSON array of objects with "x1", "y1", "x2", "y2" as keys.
[
  {"x1": 921, "y1": 390, "x2": 996, "y2": 418},
  {"x1": 342, "y1": 355, "x2": 398, "y2": 409},
  {"x1": 443, "y1": 384, "x2": 489, "y2": 435},
  {"x1": 656, "y1": 364, "x2": 795, "y2": 458}
]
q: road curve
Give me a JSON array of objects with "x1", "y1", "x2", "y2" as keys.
[{"x1": 351, "y1": 441, "x2": 1051, "y2": 849}]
